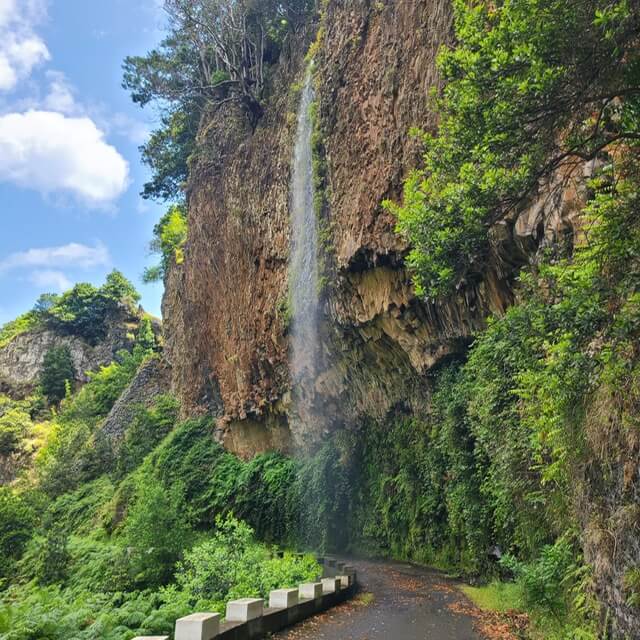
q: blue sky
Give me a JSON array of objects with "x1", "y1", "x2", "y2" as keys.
[{"x1": 0, "y1": 0, "x2": 169, "y2": 325}]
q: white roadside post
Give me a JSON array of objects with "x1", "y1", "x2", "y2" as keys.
[
  {"x1": 225, "y1": 598, "x2": 264, "y2": 622},
  {"x1": 321, "y1": 577, "x2": 341, "y2": 593},
  {"x1": 299, "y1": 583, "x2": 323, "y2": 600},
  {"x1": 337, "y1": 575, "x2": 350, "y2": 589},
  {"x1": 175, "y1": 612, "x2": 221, "y2": 640},
  {"x1": 269, "y1": 588, "x2": 299, "y2": 609}
]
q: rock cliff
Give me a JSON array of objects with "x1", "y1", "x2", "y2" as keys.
[
  {"x1": 0, "y1": 306, "x2": 153, "y2": 398},
  {"x1": 163, "y1": 0, "x2": 581, "y2": 452}
]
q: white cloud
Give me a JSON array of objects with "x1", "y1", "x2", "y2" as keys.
[
  {"x1": 0, "y1": 4, "x2": 136, "y2": 208},
  {"x1": 0, "y1": 242, "x2": 111, "y2": 273},
  {"x1": 0, "y1": 110, "x2": 130, "y2": 204},
  {"x1": 0, "y1": 0, "x2": 49, "y2": 92},
  {"x1": 43, "y1": 71, "x2": 79, "y2": 115},
  {"x1": 28, "y1": 269, "x2": 73, "y2": 292}
]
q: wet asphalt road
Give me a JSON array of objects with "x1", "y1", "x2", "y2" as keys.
[{"x1": 274, "y1": 558, "x2": 484, "y2": 640}]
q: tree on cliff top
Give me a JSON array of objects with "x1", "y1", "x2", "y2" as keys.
[
  {"x1": 388, "y1": 0, "x2": 640, "y2": 299},
  {"x1": 123, "y1": 0, "x2": 314, "y2": 201}
]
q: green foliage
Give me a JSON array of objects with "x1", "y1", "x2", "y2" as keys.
[
  {"x1": 36, "y1": 527, "x2": 71, "y2": 586},
  {"x1": 115, "y1": 395, "x2": 179, "y2": 479},
  {"x1": 139, "y1": 418, "x2": 298, "y2": 543},
  {"x1": 140, "y1": 110, "x2": 199, "y2": 201},
  {"x1": 623, "y1": 567, "x2": 640, "y2": 608},
  {"x1": 0, "y1": 407, "x2": 32, "y2": 456},
  {"x1": 143, "y1": 204, "x2": 188, "y2": 283},
  {"x1": 46, "y1": 476, "x2": 115, "y2": 536},
  {"x1": 175, "y1": 515, "x2": 318, "y2": 610},
  {"x1": 0, "y1": 313, "x2": 39, "y2": 349},
  {"x1": 36, "y1": 349, "x2": 151, "y2": 497},
  {"x1": 0, "y1": 583, "x2": 190, "y2": 640},
  {"x1": 123, "y1": 0, "x2": 314, "y2": 201},
  {"x1": 119, "y1": 480, "x2": 192, "y2": 588},
  {"x1": 0, "y1": 489, "x2": 36, "y2": 583},
  {"x1": 387, "y1": 0, "x2": 640, "y2": 298},
  {"x1": 34, "y1": 271, "x2": 141, "y2": 344},
  {"x1": 502, "y1": 538, "x2": 575, "y2": 616},
  {"x1": 40, "y1": 346, "x2": 75, "y2": 405},
  {"x1": 101, "y1": 270, "x2": 141, "y2": 307}
]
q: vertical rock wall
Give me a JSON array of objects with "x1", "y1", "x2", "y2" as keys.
[{"x1": 163, "y1": 0, "x2": 579, "y2": 450}]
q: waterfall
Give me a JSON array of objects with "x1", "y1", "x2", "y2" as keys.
[{"x1": 289, "y1": 71, "x2": 320, "y2": 442}]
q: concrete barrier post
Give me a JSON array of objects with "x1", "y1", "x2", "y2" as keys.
[
  {"x1": 175, "y1": 612, "x2": 221, "y2": 640},
  {"x1": 299, "y1": 582, "x2": 323, "y2": 600},
  {"x1": 269, "y1": 588, "x2": 299, "y2": 609},
  {"x1": 321, "y1": 577, "x2": 341, "y2": 593},
  {"x1": 337, "y1": 575, "x2": 350, "y2": 589},
  {"x1": 226, "y1": 598, "x2": 264, "y2": 622}
]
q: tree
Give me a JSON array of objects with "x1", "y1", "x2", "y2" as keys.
[
  {"x1": 0, "y1": 488, "x2": 36, "y2": 579},
  {"x1": 135, "y1": 317, "x2": 158, "y2": 353},
  {"x1": 140, "y1": 110, "x2": 199, "y2": 201},
  {"x1": 40, "y1": 346, "x2": 76, "y2": 404},
  {"x1": 101, "y1": 269, "x2": 141, "y2": 307},
  {"x1": 121, "y1": 480, "x2": 192, "y2": 587},
  {"x1": 43, "y1": 272, "x2": 141, "y2": 344},
  {"x1": 143, "y1": 204, "x2": 188, "y2": 283},
  {"x1": 33, "y1": 293, "x2": 60, "y2": 317},
  {"x1": 122, "y1": 0, "x2": 314, "y2": 201},
  {"x1": 387, "y1": 0, "x2": 640, "y2": 299}
]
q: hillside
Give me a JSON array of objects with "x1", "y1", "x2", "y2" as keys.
[{"x1": 2, "y1": 1, "x2": 640, "y2": 639}]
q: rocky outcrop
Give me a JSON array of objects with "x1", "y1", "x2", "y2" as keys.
[
  {"x1": 579, "y1": 383, "x2": 640, "y2": 639},
  {"x1": 100, "y1": 356, "x2": 172, "y2": 444},
  {"x1": 0, "y1": 307, "x2": 151, "y2": 398}
]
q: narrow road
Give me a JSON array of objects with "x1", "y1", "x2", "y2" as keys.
[{"x1": 276, "y1": 559, "x2": 486, "y2": 640}]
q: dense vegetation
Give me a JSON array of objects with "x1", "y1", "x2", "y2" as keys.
[
  {"x1": 0, "y1": 316, "x2": 319, "y2": 639},
  {"x1": 387, "y1": 0, "x2": 640, "y2": 298},
  {"x1": 0, "y1": 270, "x2": 141, "y2": 348},
  {"x1": 374, "y1": 0, "x2": 640, "y2": 636}
]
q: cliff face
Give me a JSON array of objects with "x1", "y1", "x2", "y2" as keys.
[
  {"x1": 163, "y1": 0, "x2": 580, "y2": 452},
  {"x1": 0, "y1": 307, "x2": 146, "y2": 398}
]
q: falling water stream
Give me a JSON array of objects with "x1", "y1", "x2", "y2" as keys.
[{"x1": 289, "y1": 71, "x2": 320, "y2": 442}]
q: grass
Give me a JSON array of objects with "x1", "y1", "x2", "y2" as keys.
[
  {"x1": 460, "y1": 580, "x2": 524, "y2": 614},
  {"x1": 356, "y1": 592, "x2": 375, "y2": 606}
]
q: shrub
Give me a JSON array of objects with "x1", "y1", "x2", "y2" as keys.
[
  {"x1": 119, "y1": 479, "x2": 192, "y2": 588},
  {"x1": 0, "y1": 489, "x2": 36, "y2": 582},
  {"x1": 175, "y1": 515, "x2": 319, "y2": 610},
  {"x1": 143, "y1": 204, "x2": 188, "y2": 283},
  {"x1": 0, "y1": 407, "x2": 32, "y2": 455},
  {"x1": 502, "y1": 538, "x2": 575, "y2": 617}
]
